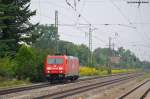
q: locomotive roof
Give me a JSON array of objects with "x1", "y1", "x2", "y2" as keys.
[{"x1": 47, "y1": 55, "x2": 78, "y2": 59}]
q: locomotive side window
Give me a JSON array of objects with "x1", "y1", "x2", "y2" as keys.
[{"x1": 48, "y1": 58, "x2": 64, "y2": 64}]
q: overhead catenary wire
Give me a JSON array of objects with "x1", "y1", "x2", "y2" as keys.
[
  {"x1": 33, "y1": 0, "x2": 150, "y2": 61},
  {"x1": 109, "y1": 0, "x2": 132, "y2": 24},
  {"x1": 138, "y1": 5, "x2": 150, "y2": 42},
  {"x1": 120, "y1": 43, "x2": 150, "y2": 49},
  {"x1": 36, "y1": 0, "x2": 94, "y2": 28},
  {"x1": 37, "y1": 0, "x2": 138, "y2": 29},
  {"x1": 36, "y1": 2, "x2": 149, "y2": 47},
  {"x1": 37, "y1": 0, "x2": 79, "y2": 23},
  {"x1": 92, "y1": 35, "x2": 108, "y2": 45},
  {"x1": 131, "y1": 22, "x2": 150, "y2": 25},
  {"x1": 137, "y1": 5, "x2": 146, "y2": 41}
]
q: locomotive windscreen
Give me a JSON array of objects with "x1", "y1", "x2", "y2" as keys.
[{"x1": 47, "y1": 58, "x2": 64, "y2": 64}]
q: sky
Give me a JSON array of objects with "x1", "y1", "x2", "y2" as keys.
[{"x1": 30, "y1": 0, "x2": 150, "y2": 61}]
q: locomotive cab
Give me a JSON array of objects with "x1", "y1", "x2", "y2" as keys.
[
  {"x1": 45, "y1": 56, "x2": 66, "y2": 81},
  {"x1": 45, "y1": 55, "x2": 79, "y2": 82}
]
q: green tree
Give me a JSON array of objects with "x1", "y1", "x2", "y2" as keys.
[
  {"x1": 58, "y1": 40, "x2": 77, "y2": 56},
  {"x1": 93, "y1": 48, "x2": 109, "y2": 66},
  {"x1": 77, "y1": 44, "x2": 90, "y2": 66},
  {"x1": 117, "y1": 47, "x2": 142, "y2": 69},
  {"x1": 0, "y1": 0, "x2": 36, "y2": 57},
  {"x1": 33, "y1": 25, "x2": 59, "y2": 53},
  {"x1": 14, "y1": 45, "x2": 49, "y2": 82},
  {"x1": 14, "y1": 45, "x2": 36, "y2": 80},
  {"x1": 59, "y1": 41, "x2": 91, "y2": 66}
]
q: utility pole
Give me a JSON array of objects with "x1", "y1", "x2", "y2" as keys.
[
  {"x1": 55, "y1": 10, "x2": 59, "y2": 53},
  {"x1": 107, "y1": 37, "x2": 112, "y2": 74},
  {"x1": 88, "y1": 24, "x2": 92, "y2": 66},
  {"x1": 112, "y1": 42, "x2": 115, "y2": 56}
]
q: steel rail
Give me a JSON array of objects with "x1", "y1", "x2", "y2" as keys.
[
  {"x1": 140, "y1": 87, "x2": 150, "y2": 99},
  {"x1": 0, "y1": 72, "x2": 136, "y2": 95},
  {"x1": 0, "y1": 83, "x2": 50, "y2": 95},
  {"x1": 34, "y1": 73, "x2": 142, "y2": 99},
  {"x1": 118, "y1": 80, "x2": 150, "y2": 99}
]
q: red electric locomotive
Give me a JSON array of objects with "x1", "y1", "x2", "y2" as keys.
[{"x1": 44, "y1": 55, "x2": 79, "y2": 82}]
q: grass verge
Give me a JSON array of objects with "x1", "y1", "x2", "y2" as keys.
[{"x1": 0, "y1": 77, "x2": 31, "y2": 89}]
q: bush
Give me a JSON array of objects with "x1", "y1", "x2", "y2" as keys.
[
  {"x1": 13, "y1": 45, "x2": 47, "y2": 82},
  {"x1": 13, "y1": 45, "x2": 37, "y2": 80},
  {"x1": 32, "y1": 48, "x2": 47, "y2": 82},
  {"x1": 80, "y1": 66, "x2": 99, "y2": 76},
  {"x1": 0, "y1": 57, "x2": 14, "y2": 78}
]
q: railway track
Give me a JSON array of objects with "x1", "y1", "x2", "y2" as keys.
[
  {"x1": 0, "y1": 72, "x2": 136, "y2": 96},
  {"x1": 33, "y1": 73, "x2": 142, "y2": 99},
  {"x1": 140, "y1": 87, "x2": 150, "y2": 99},
  {"x1": 118, "y1": 79, "x2": 150, "y2": 99},
  {"x1": 0, "y1": 83, "x2": 50, "y2": 95}
]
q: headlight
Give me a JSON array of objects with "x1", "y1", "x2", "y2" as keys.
[
  {"x1": 47, "y1": 67, "x2": 51, "y2": 70},
  {"x1": 59, "y1": 67, "x2": 63, "y2": 70}
]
